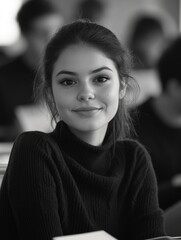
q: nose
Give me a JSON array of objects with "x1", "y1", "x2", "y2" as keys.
[{"x1": 77, "y1": 83, "x2": 95, "y2": 102}]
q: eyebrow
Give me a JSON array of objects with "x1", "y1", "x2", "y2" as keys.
[{"x1": 55, "y1": 67, "x2": 113, "y2": 77}]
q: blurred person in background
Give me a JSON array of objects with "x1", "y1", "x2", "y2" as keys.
[
  {"x1": 133, "y1": 36, "x2": 181, "y2": 211},
  {"x1": 0, "y1": 0, "x2": 63, "y2": 142},
  {"x1": 77, "y1": 0, "x2": 106, "y2": 22},
  {"x1": 127, "y1": 14, "x2": 172, "y2": 107},
  {"x1": 128, "y1": 15, "x2": 167, "y2": 70}
]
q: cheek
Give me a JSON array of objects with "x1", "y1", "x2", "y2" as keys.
[
  {"x1": 52, "y1": 88, "x2": 64, "y2": 111},
  {"x1": 107, "y1": 91, "x2": 119, "y2": 103},
  {"x1": 103, "y1": 85, "x2": 120, "y2": 112},
  {"x1": 53, "y1": 88, "x2": 74, "y2": 114},
  {"x1": 106, "y1": 81, "x2": 120, "y2": 101}
]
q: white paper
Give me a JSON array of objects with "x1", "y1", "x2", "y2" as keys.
[{"x1": 53, "y1": 230, "x2": 117, "y2": 240}]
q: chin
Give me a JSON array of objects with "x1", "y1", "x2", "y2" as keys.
[
  {"x1": 71, "y1": 121, "x2": 107, "y2": 133},
  {"x1": 75, "y1": 124, "x2": 102, "y2": 132}
]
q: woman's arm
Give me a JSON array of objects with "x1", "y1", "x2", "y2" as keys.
[
  {"x1": 129, "y1": 143, "x2": 165, "y2": 239},
  {"x1": 8, "y1": 132, "x2": 63, "y2": 240}
]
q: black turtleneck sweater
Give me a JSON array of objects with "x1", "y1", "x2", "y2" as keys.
[{"x1": 0, "y1": 121, "x2": 165, "y2": 240}]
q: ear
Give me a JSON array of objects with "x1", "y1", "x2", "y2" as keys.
[{"x1": 119, "y1": 82, "x2": 127, "y2": 99}]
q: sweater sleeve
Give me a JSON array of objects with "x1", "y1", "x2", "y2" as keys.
[
  {"x1": 128, "y1": 142, "x2": 165, "y2": 240},
  {"x1": 7, "y1": 132, "x2": 63, "y2": 240}
]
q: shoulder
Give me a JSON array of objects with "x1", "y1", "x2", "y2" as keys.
[
  {"x1": 117, "y1": 138, "x2": 149, "y2": 155},
  {"x1": 6, "y1": 131, "x2": 63, "y2": 195},
  {"x1": 115, "y1": 139, "x2": 157, "y2": 190},
  {"x1": 11, "y1": 131, "x2": 57, "y2": 157},
  {"x1": 8, "y1": 130, "x2": 62, "y2": 172},
  {"x1": 14, "y1": 130, "x2": 50, "y2": 146},
  {"x1": 116, "y1": 139, "x2": 152, "y2": 171}
]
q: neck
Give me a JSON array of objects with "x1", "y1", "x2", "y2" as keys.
[
  {"x1": 69, "y1": 125, "x2": 108, "y2": 146},
  {"x1": 152, "y1": 95, "x2": 181, "y2": 127}
]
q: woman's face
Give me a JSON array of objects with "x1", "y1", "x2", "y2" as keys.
[{"x1": 52, "y1": 43, "x2": 123, "y2": 139}]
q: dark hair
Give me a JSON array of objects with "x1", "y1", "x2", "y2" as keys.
[
  {"x1": 129, "y1": 15, "x2": 163, "y2": 43},
  {"x1": 17, "y1": 0, "x2": 58, "y2": 34},
  {"x1": 35, "y1": 19, "x2": 135, "y2": 140},
  {"x1": 157, "y1": 36, "x2": 181, "y2": 90}
]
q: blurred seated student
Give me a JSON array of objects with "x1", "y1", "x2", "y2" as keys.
[
  {"x1": 133, "y1": 36, "x2": 181, "y2": 211},
  {"x1": 0, "y1": 0, "x2": 63, "y2": 142},
  {"x1": 0, "y1": 20, "x2": 167, "y2": 240},
  {"x1": 128, "y1": 14, "x2": 167, "y2": 70},
  {"x1": 127, "y1": 14, "x2": 171, "y2": 106}
]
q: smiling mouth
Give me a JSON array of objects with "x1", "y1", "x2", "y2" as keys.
[
  {"x1": 72, "y1": 107, "x2": 103, "y2": 116},
  {"x1": 73, "y1": 107, "x2": 102, "y2": 112}
]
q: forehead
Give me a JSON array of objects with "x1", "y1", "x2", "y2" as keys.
[{"x1": 53, "y1": 43, "x2": 117, "y2": 73}]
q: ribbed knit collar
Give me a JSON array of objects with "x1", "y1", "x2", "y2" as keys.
[{"x1": 55, "y1": 121, "x2": 114, "y2": 176}]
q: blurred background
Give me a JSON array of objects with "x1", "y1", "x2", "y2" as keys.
[{"x1": 0, "y1": 0, "x2": 180, "y2": 52}]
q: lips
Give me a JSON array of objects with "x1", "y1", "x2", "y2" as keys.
[
  {"x1": 72, "y1": 106, "x2": 103, "y2": 117},
  {"x1": 73, "y1": 107, "x2": 102, "y2": 112}
]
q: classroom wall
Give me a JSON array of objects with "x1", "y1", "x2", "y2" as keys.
[
  {"x1": 51, "y1": 0, "x2": 180, "y2": 41},
  {"x1": 0, "y1": 0, "x2": 179, "y2": 55}
]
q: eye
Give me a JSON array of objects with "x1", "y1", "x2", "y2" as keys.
[
  {"x1": 94, "y1": 75, "x2": 110, "y2": 83},
  {"x1": 59, "y1": 79, "x2": 77, "y2": 86}
]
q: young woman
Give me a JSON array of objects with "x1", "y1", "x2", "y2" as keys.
[{"x1": 0, "y1": 20, "x2": 166, "y2": 240}]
